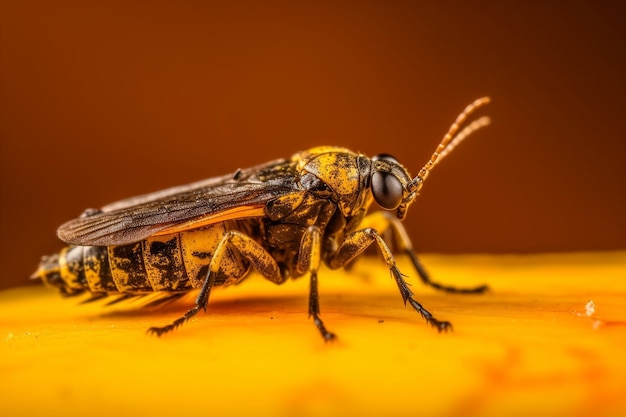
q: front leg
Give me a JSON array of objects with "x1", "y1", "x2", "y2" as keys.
[
  {"x1": 359, "y1": 211, "x2": 488, "y2": 294},
  {"x1": 327, "y1": 227, "x2": 451, "y2": 332}
]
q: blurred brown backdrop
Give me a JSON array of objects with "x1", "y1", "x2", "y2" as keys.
[{"x1": 1, "y1": 1, "x2": 625, "y2": 290}]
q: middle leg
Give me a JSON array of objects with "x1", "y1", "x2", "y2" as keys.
[{"x1": 297, "y1": 225, "x2": 336, "y2": 341}]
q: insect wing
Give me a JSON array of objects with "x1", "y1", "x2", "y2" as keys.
[{"x1": 57, "y1": 158, "x2": 299, "y2": 246}]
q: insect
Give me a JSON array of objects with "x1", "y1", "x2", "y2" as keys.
[{"x1": 33, "y1": 97, "x2": 492, "y2": 341}]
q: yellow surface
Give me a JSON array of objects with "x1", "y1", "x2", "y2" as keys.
[{"x1": 1, "y1": 252, "x2": 625, "y2": 417}]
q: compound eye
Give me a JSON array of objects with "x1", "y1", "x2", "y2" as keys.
[{"x1": 372, "y1": 171, "x2": 403, "y2": 210}]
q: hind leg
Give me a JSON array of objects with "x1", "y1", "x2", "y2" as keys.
[{"x1": 147, "y1": 230, "x2": 283, "y2": 336}]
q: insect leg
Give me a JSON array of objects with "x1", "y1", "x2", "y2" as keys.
[
  {"x1": 297, "y1": 226, "x2": 336, "y2": 341},
  {"x1": 328, "y1": 227, "x2": 451, "y2": 332},
  {"x1": 360, "y1": 211, "x2": 488, "y2": 294},
  {"x1": 146, "y1": 269, "x2": 216, "y2": 336},
  {"x1": 147, "y1": 231, "x2": 283, "y2": 336}
]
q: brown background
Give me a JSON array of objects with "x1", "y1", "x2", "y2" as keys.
[{"x1": 1, "y1": 1, "x2": 625, "y2": 290}]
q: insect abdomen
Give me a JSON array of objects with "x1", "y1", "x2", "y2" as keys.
[{"x1": 35, "y1": 222, "x2": 251, "y2": 295}]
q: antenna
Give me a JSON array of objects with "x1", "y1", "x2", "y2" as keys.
[{"x1": 409, "y1": 97, "x2": 491, "y2": 193}]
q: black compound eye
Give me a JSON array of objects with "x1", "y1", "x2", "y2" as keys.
[
  {"x1": 372, "y1": 171, "x2": 403, "y2": 210},
  {"x1": 371, "y1": 153, "x2": 403, "y2": 209}
]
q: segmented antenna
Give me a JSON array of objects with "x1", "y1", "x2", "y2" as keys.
[{"x1": 409, "y1": 97, "x2": 491, "y2": 193}]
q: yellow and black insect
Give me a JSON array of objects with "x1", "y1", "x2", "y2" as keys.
[{"x1": 33, "y1": 97, "x2": 492, "y2": 341}]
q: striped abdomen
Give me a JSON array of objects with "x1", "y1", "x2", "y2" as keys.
[{"x1": 33, "y1": 222, "x2": 251, "y2": 295}]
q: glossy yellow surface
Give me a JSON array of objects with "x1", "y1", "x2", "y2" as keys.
[{"x1": 2, "y1": 252, "x2": 625, "y2": 417}]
